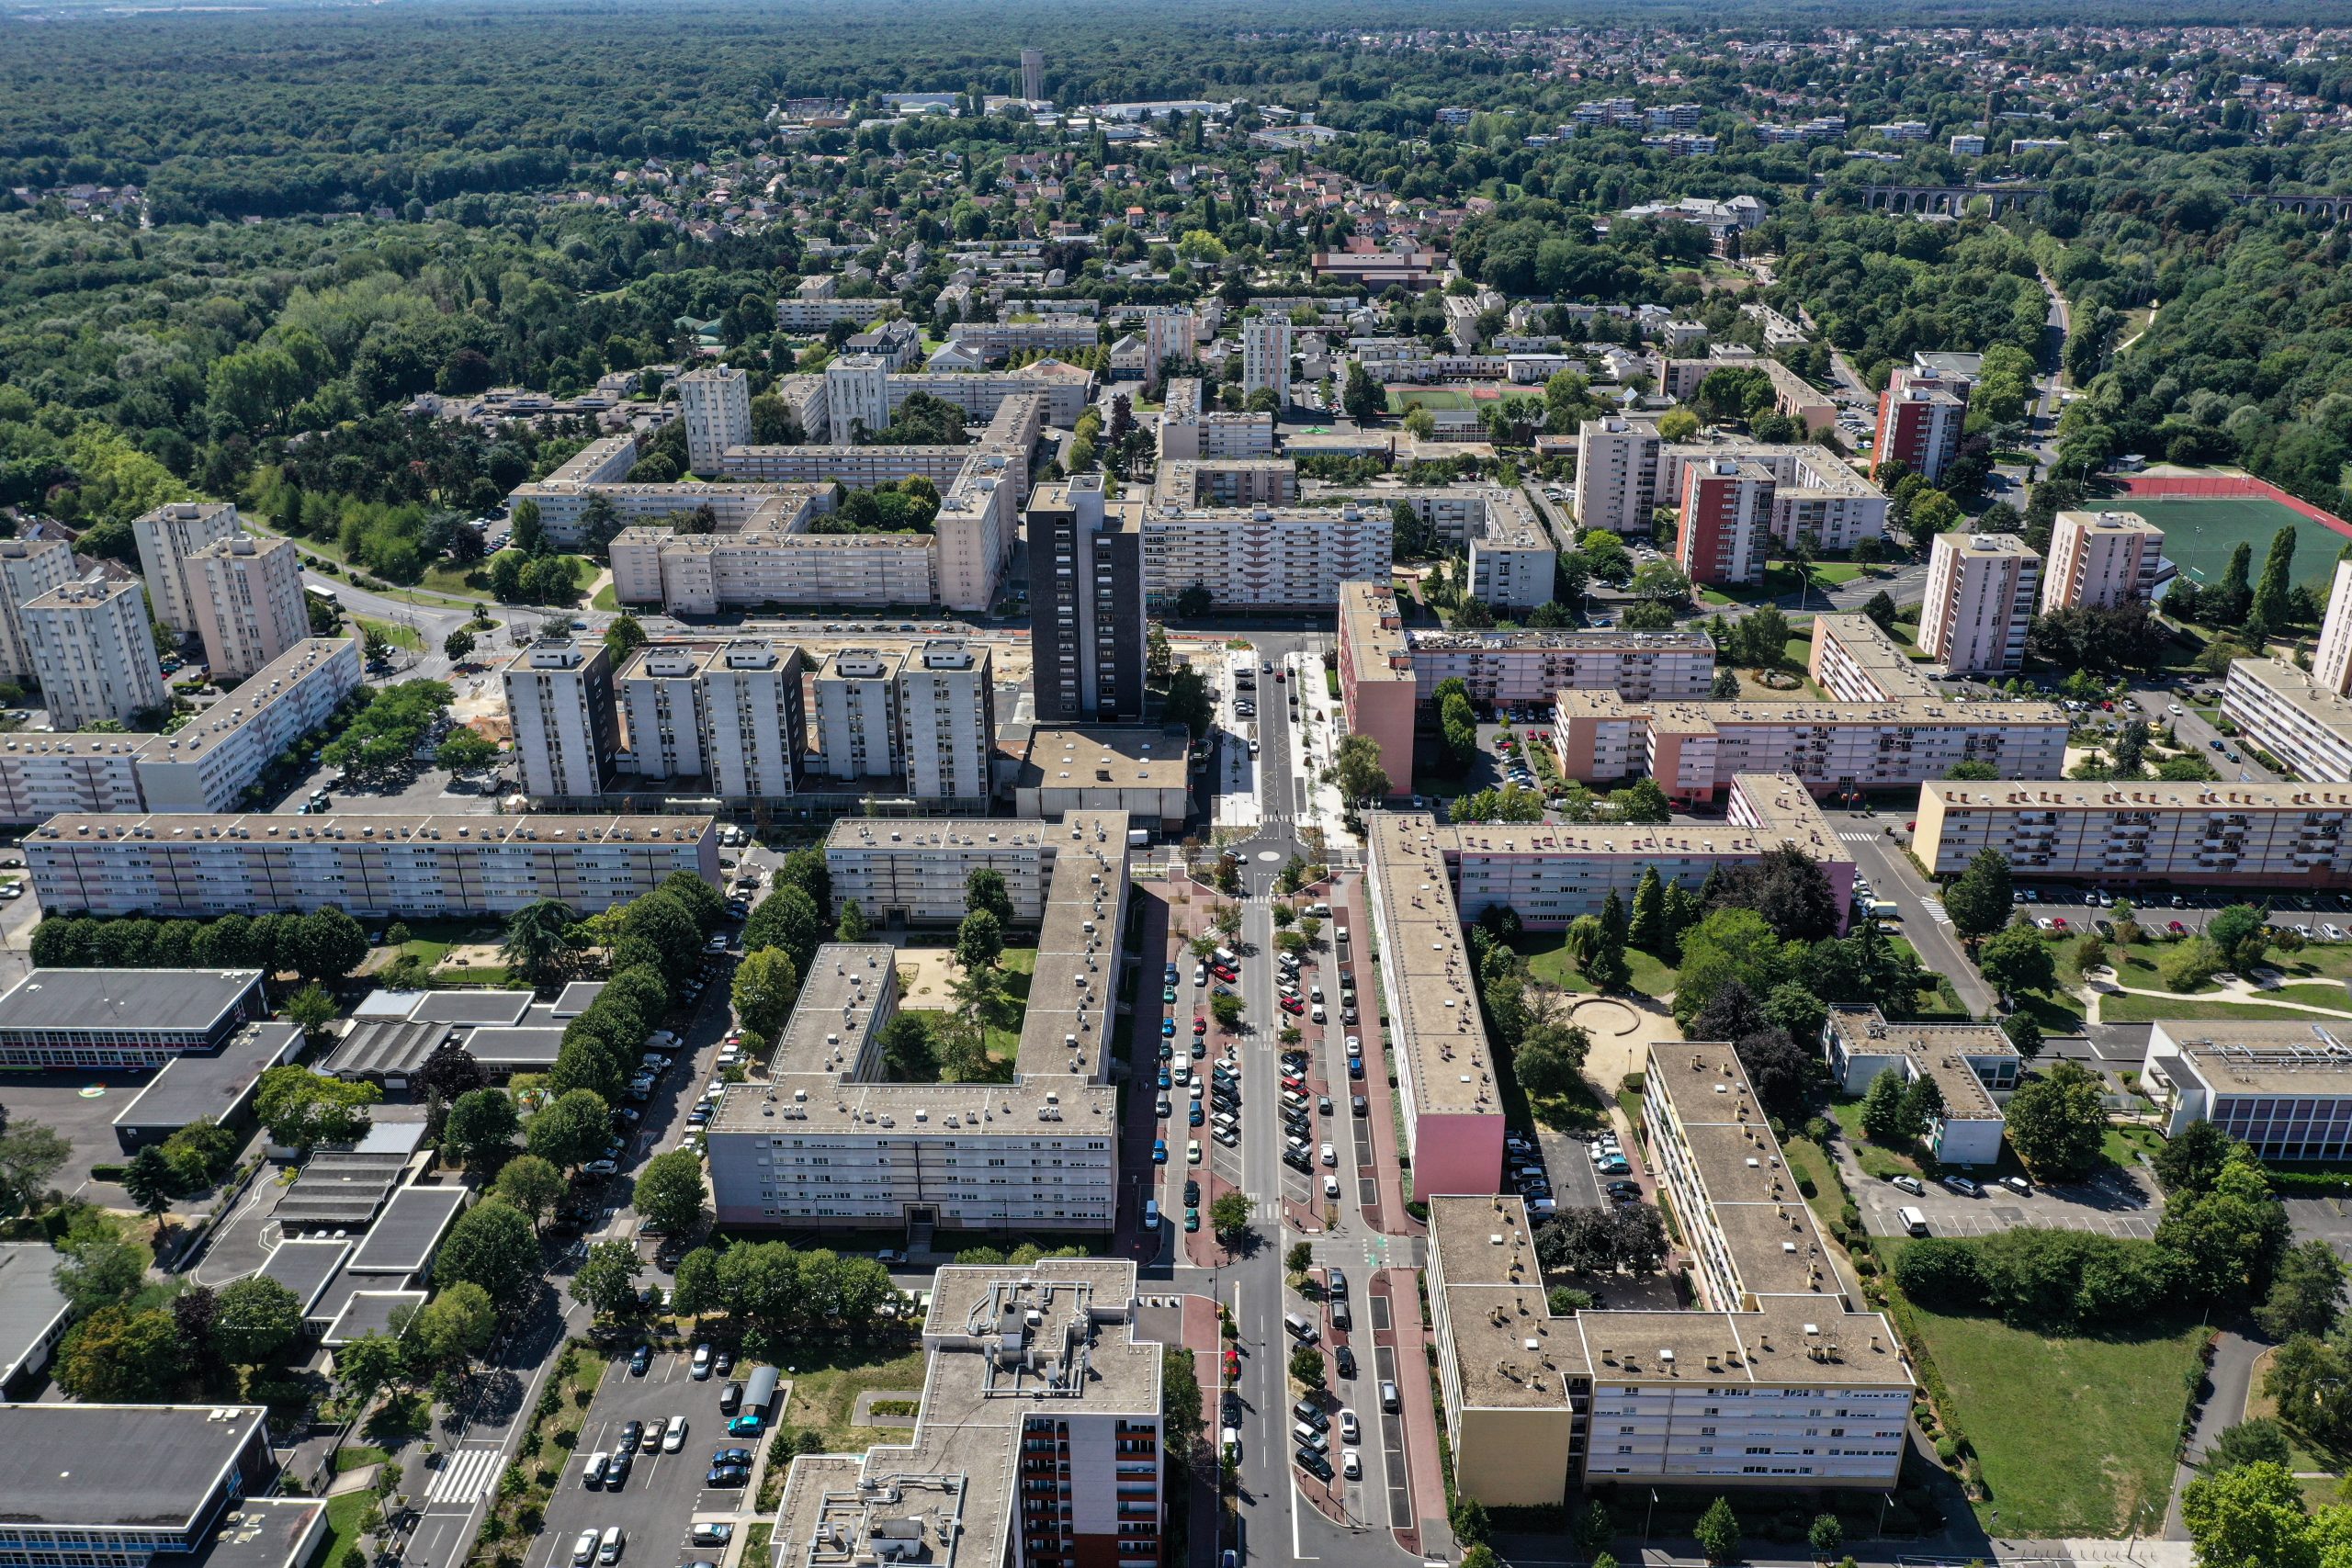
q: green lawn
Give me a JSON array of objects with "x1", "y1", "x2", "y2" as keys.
[
  {"x1": 323, "y1": 1492, "x2": 375, "y2": 1565},
  {"x1": 780, "y1": 1345, "x2": 933, "y2": 1451},
  {"x1": 1781, "y1": 1134, "x2": 1847, "y2": 1230},
  {"x1": 355, "y1": 615, "x2": 424, "y2": 651},
  {"x1": 2100, "y1": 993, "x2": 2348, "y2": 1022},
  {"x1": 1829, "y1": 1100, "x2": 1926, "y2": 1180},
  {"x1": 592, "y1": 584, "x2": 620, "y2": 611},
  {"x1": 334, "y1": 1444, "x2": 391, "y2": 1473},
  {"x1": 900, "y1": 946, "x2": 1036, "y2": 1078},
  {"x1": 1895, "y1": 1282, "x2": 2211, "y2": 1537},
  {"x1": 1510, "y1": 935, "x2": 1672, "y2": 1002}
]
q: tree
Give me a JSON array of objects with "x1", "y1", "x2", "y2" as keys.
[
  {"x1": 1609, "y1": 777, "x2": 1670, "y2": 825},
  {"x1": 173, "y1": 1284, "x2": 217, "y2": 1357},
  {"x1": 2001, "y1": 1011, "x2": 2044, "y2": 1060},
  {"x1": 1976, "y1": 920, "x2": 2057, "y2": 995},
  {"x1": 1329, "y1": 733, "x2": 1391, "y2": 807},
  {"x1": 2155, "y1": 1146, "x2": 2290, "y2": 1304},
  {"x1": 1342, "y1": 362, "x2": 1382, "y2": 422},
  {"x1": 1808, "y1": 1513, "x2": 1845, "y2": 1560},
  {"x1": 604, "y1": 615, "x2": 648, "y2": 660},
  {"x1": 0, "y1": 1120, "x2": 69, "y2": 1213},
  {"x1": 434, "y1": 1199, "x2": 540, "y2": 1307},
  {"x1": 443, "y1": 627, "x2": 476, "y2": 662},
  {"x1": 2180, "y1": 1461, "x2": 2319, "y2": 1568},
  {"x1": 836, "y1": 900, "x2": 870, "y2": 942},
  {"x1": 440, "y1": 1089, "x2": 519, "y2": 1174},
  {"x1": 1285, "y1": 1241, "x2": 1314, "y2": 1275},
  {"x1": 1514, "y1": 1023, "x2": 1591, "y2": 1099},
  {"x1": 731, "y1": 947, "x2": 801, "y2": 1046},
  {"x1": 956, "y1": 908, "x2": 1005, "y2": 972},
  {"x1": 254, "y1": 1066, "x2": 380, "y2": 1150},
  {"x1": 1288, "y1": 1344, "x2": 1326, "y2": 1386},
  {"x1": 2256, "y1": 1240, "x2": 2347, "y2": 1340},
  {"x1": 54, "y1": 1305, "x2": 183, "y2": 1402},
  {"x1": 2248, "y1": 525, "x2": 2298, "y2": 642},
  {"x1": 634, "y1": 1149, "x2": 707, "y2": 1235},
  {"x1": 1210, "y1": 990, "x2": 1245, "y2": 1031},
  {"x1": 285, "y1": 983, "x2": 341, "y2": 1043},
  {"x1": 1708, "y1": 843, "x2": 1838, "y2": 942},
  {"x1": 2154, "y1": 1120, "x2": 2241, "y2": 1197},
  {"x1": 1943, "y1": 848, "x2": 2015, "y2": 942},
  {"x1": 2203, "y1": 1419, "x2": 2294, "y2": 1475},
  {"x1": 213, "y1": 1275, "x2": 302, "y2": 1367},
  {"x1": 2004, "y1": 1061, "x2": 2108, "y2": 1179},
  {"x1": 879, "y1": 1013, "x2": 938, "y2": 1081},
  {"x1": 527, "y1": 1088, "x2": 612, "y2": 1170},
  {"x1": 409, "y1": 1281, "x2": 497, "y2": 1370},
  {"x1": 1861, "y1": 589, "x2": 1899, "y2": 630},
  {"x1": 2209, "y1": 905, "x2": 2274, "y2": 972},
  {"x1": 1627, "y1": 867, "x2": 1666, "y2": 953},
  {"x1": 1694, "y1": 1496, "x2": 1741, "y2": 1565},
  {"x1": 435, "y1": 727, "x2": 500, "y2": 773},
  {"x1": 571, "y1": 1238, "x2": 644, "y2": 1318},
  {"x1": 1657, "y1": 407, "x2": 1700, "y2": 442},
  {"x1": 743, "y1": 885, "x2": 825, "y2": 973},
  {"x1": 963, "y1": 865, "x2": 1015, "y2": 926},
  {"x1": 414, "y1": 1037, "x2": 490, "y2": 1111},
  {"x1": 501, "y1": 898, "x2": 579, "y2": 987},
  {"x1": 776, "y1": 847, "x2": 833, "y2": 915},
  {"x1": 1860, "y1": 1066, "x2": 1909, "y2": 1145},
  {"x1": 1208, "y1": 1190, "x2": 1252, "y2": 1238},
  {"x1": 121, "y1": 1146, "x2": 177, "y2": 1227},
  {"x1": 492, "y1": 1154, "x2": 565, "y2": 1230}
]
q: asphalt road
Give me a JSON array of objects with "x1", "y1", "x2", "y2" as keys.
[
  {"x1": 2133, "y1": 685, "x2": 2275, "y2": 783},
  {"x1": 1831, "y1": 808, "x2": 1996, "y2": 1016}
]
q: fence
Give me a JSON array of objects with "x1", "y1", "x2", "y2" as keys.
[{"x1": 2115, "y1": 470, "x2": 2352, "y2": 543}]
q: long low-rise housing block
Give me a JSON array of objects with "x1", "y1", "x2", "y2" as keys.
[
  {"x1": 1155, "y1": 377, "x2": 1275, "y2": 460},
  {"x1": 1913, "y1": 777, "x2": 2352, "y2": 886},
  {"x1": 27, "y1": 813, "x2": 718, "y2": 919},
  {"x1": 1548, "y1": 689, "x2": 2068, "y2": 804},
  {"x1": 2222, "y1": 656, "x2": 2352, "y2": 783}
]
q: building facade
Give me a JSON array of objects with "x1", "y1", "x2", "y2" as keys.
[
  {"x1": 2314, "y1": 560, "x2": 2352, "y2": 698},
  {"x1": 899, "y1": 641, "x2": 996, "y2": 803},
  {"x1": 1241, "y1": 316, "x2": 1294, "y2": 400},
  {"x1": 132, "y1": 501, "x2": 240, "y2": 637},
  {"x1": 1574, "y1": 416, "x2": 1664, "y2": 536},
  {"x1": 1919, "y1": 532, "x2": 2039, "y2": 675},
  {"x1": 189, "y1": 535, "x2": 310, "y2": 681},
  {"x1": 1677, "y1": 457, "x2": 1775, "y2": 588},
  {"x1": 2041, "y1": 510, "x2": 2164, "y2": 615},
  {"x1": 677, "y1": 366, "x2": 752, "y2": 475},
  {"x1": 2146, "y1": 1021, "x2": 2352, "y2": 1162},
  {"x1": 22, "y1": 578, "x2": 167, "y2": 729},
  {"x1": 1029, "y1": 478, "x2": 1145, "y2": 724},
  {"x1": 1872, "y1": 367, "x2": 1970, "y2": 484},
  {"x1": 2222, "y1": 657, "x2": 2352, "y2": 783},
  {"x1": 1914, "y1": 777, "x2": 2352, "y2": 887},
  {"x1": 813, "y1": 648, "x2": 904, "y2": 781},
  {"x1": 0, "y1": 539, "x2": 74, "y2": 685},
  {"x1": 503, "y1": 639, "x2": 616, "y2": 802}
]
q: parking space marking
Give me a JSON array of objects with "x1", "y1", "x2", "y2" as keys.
[{"x1": 425, "y1": 1444, "x2": 506, "y2": 1506}]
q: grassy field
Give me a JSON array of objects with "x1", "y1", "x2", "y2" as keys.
[
  {"x1": 900, "y1": 945, "x2": 1036, "y2": 1077},
  {"x1": 1385, "y1": 386, "x2": 1471, "y2": 413},
  {"x1": 1896, "y1": 1280, "x2": 2211, "y2": 1537},
  {"x1": 1829, "y1": 1100, "x2": 1926, "y2": 1180},
  {"x1": 2099, "y1": 992, "x2": 2349, "y2": 1022},
  {"x1": 2124, "y1": 494, "x2": 2347, "y2": 597},
  {"x1": 355, "y1": 615, "x2": 424, "y2": 652},
  {"x1": 323, "y1": 1491, "x2": 376, "y2": 1566},
  {"x1": 1781, "y1": 1134, "x2": 1847, "y2": 1230},
  {"x1": 780, "y1": 1345, "x2": 933, "y2": 1451},
  {"x1": 1511, "y1": 935, "x2": 1674, "y2": 1001}
]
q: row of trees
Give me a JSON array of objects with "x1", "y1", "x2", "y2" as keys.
[{"x1": 30, "y1": 908, "x2": 369, "y2": 982}]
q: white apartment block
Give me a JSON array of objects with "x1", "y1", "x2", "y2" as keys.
[
  {"x1": 22, "y1": 578, "x2": 166, "y2": 729},
  {"x1": 1152, "y1": 459, "x2": 1295, "y2": 509},
  {"x1": 2314, "y1": 559, "x2": 2352, "y2": 697},
  {"x1": 1138, "y1": 498, "x2": 1391, "y2": 612},
  {"x1": 2041, "y1": 509, "x2": 2164, "y2": 614},
  {"x1": 0, "y1": 636, "x2": 359, "y2": 820},
  {"x1": 1819, "y1": 1007, "x2": 2016, "y2": 1168},
  {"x1": 1465, "y1": 489, "x2": 1557, "y2": 612},
  {"x1": 774, "y1": 294, "x2": 892, "y2": 333},
  {"x1": 771, "y1": 1264, "x2": 1166, "y2": 1568},
  {"x1": 1154, "y1": 379, "x2": 1276, "y2": 462},
  {"x1": 1917, "y1": 776, "x2": 2352, "y2": 887},
  {"x1": 1141, "y1": 310, "x2": 1193, "y2": 389},
  {"x1": 616, "y1": 649, "x2": 709, "y2": 780},
  {"x1": 611, "y1": 526, "x2": 940, "y2": 614},
  {"x1": 1241, "y1": 316, "x2": 1294, "y2": 400},
  {"x1": 2222, "y1": 657, "x2": 2352, "y2": 783},
  {"x1": 1575, "y1": 416, "x2": 1664, "y2": 536},
  {"x1": 820, "y1": 355, "x2": 1094, "y2": 444},
  {"x1": 700, "y1": 640, "x2": 810, "y2": 802},
  {"x1": 676, "y1": 366, "x2": 752, "y2": 475},
  {"x1": 503, "y1": 639, "x2": 616, "y2": 802},
  {"x1": 1549, "y1": 689, "x2": 2068, "y2": 803},
  {"x1": 0, "y1": 538, "x2": 75, "y2": 684},
  {"x1": 899, "y1": 641, "x2": 995, "y2": 803},
  {"x1": 131, "y1": 501, "x2": 239, "y2": 637},
  {"x1": 2146, "y1": 1022, "x2": 2352, "y2": 1162},
  {"x1": 1919, "y1": 532, "x2": 2039, "y2": 675},
  {"x1": 948, "y1": 318, "x2": 1101, "y2": 359},
  {"x1": 28, "y1": 812, "x2": 718, "y2": 919},
  {"x1": 188, "y1": 534, "x2": 309, "y2": 680},
  {"x1": 813, "y1": 648, "x2": 904, "y2": 780}
]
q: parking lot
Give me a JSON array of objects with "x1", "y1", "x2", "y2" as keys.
[
  {"x1": 1855, "y1": 1165, "x2": 2164, "y2": 1241},
  {"x1": 2011, "y1": 886, "x2": 2352, "y2": 942},
  {"x1": 0, "y1": 1067, "x2": 177, "y2": 1204},
  {"x1": 526, "y1": 1343, "x2": 768, "y2": 1568}
]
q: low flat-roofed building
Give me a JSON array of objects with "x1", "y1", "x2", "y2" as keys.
[
  {"x1": 0, "y1": 1243, "x2": 72, "y2": 1395},
  {"x1": 2145, "y1": 1021, "x2": 2352, "y2": 1159},
  {"x1": 1548, "y1": 689, "x2": 2067, "y2": 804},
  {"x1": 28, "y1": 813, "x2": 720, "y2": 919},
  {"x1": 1426, "y1": 1190, "x2": 1910, "y2": 1508},
  {"x1": 0, "y1": 967, "x2": 267, "y2": 1069},
  {"x1": 345, "y1": 1185, "x2": 469, "y2": 1279},
  {"x1": 0, "y1": 1403, "x2": 277, "y2": 1567},
  {"x1": 188, "y1": 1498, "x2": 328, "y2": 1568},
  {"x1": 258, "y1": 1238, "x2": 354, "y2": 1320},
  {"x1": 771, "y1": 1262, "x2": 1163, "y2": 1568},
  {"x1": 113, "y1": 1021, "x2": 303, "y2": 1150},
  {"x1": 322, "y1": 1290, "x2": 427, "y2": 1349},
  {"x1": 1819, "y1": 1007, "x2": 2016, "y2": 1166},
  {"x1": 1914, "y1": 777, "x2": 2352, "y2": 886},
  {"x1": 1012, "y1": 724, "x2": 1191, "y2": 829},
  {"x1": 2222, "y1": 657, "x2": 2352, "y2": 783}
]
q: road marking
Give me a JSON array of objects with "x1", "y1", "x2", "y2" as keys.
[
  {"x1": 1838, "y1": 831, "x2": 1878, "y2": 843},
  {"x1": 424, "y1": 1445, "x2": 505, "y2": 1506},
  {"x1": 1919, "y1": 897, "x2": 1951, "y2": 926}
]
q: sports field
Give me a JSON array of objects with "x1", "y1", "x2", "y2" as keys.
[
  {"x1": 1385, "y1": 386, "x2": 1471, "y2": 413},
  {"x1": 2122, "y1": 493, "x2": 2350, "y2": 594}
]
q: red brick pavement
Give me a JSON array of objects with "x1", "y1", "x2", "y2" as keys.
[
  {"x1": 1333, "y1": 877, "x2": 1420, "y2": 1236},
  {"x1": 1373, "y1": 1266, "x2": 1443, "y2": 1558}
]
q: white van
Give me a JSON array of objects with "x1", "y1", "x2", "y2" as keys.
[
  {"x1": 1214, "y1": 947, "x2": 1238, "y2": 967},
  {"x1": 1898, "y1": 1206, "x2": 1929, "y2": 1236}
]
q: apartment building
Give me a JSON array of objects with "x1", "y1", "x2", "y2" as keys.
[
  {"x1": 2145, "y1": 1021, "x2": 2352, "y2": 1161},
  {"x1": 1155, "y1": 378, "x2": 1277, "y2": 461},
  {"x1": 1677, "y1": 457, "x2": 1776, "y2": 588},
  {"x1": 0, "y1": 1403, "x2": 284, "y2": 1566},
  {"x1": 899, "y1": 640, "x2": 996, "y2": 803},
  {"x1": 124, "y1": 637, "x2": 362, "y2": 812},
  {"x1": 1152, "y1": 458, "x2": 1296, "y2": 509},
  {"x1": 503, "y1": 639, "x2": 616, "y2": 802},
  {"x1": 770, "y1": 1263, "x2": 1163, "y2": 1568},
  {"x1": 1652, "y1": 438, "x2": 1887, "y2": 554},
  {"x1": 1141, "y1": 310, "x2": 1193, "y2": 389},
  {"x1": 2222, "y1": 657, "x2": 2352, "y2": 783},
  {"x1": 813, "y1": 648, "x2": 904, "y2": 781},
  {"x1": 1820, "y1": 1007, "x2": 2015, "y2": 1167},
  {"x1": 1549, "y1": 689, "x2": 2067, "y2": 803},
  {"x1": 132, "y1": 501, "x2": 240, "y2": 637},
  {"x1": 502, "y1": 434, "x2": 642, "y2": 543},
  {"x1": 1012, "y1": 725, "x2": 1191, "y2": 830},
  {"x1": 1139, "y1": 497, "x2": 1391, "y2": 613},
  {"x1": 616, "y1": 648, "x2": 710, "y2": 780},
  {"x1": 610, "y1": 525, "x2": 939, "y2": 614},
  {"x1": 2313, "y1": 560, "x2": 2352, "y2": 697},
  {"x1": 1657, "y1": 355, "x2": 1838, "y2": 438},
  {"x1": 700, "y1": 640, "x2": 810, "y2": 802},
  {"x1": 1807, "y1": 614, "x2": 1931, "y2": 703},
  {"x1": 1919, "y1": 532, "x2": 2039, "y2": 675},
  {"x1": 1466, "y1": 488, "x2": 1558, "y2": 612},
  {"x1": 188, "y1": 535, "x2": 309, "y2": 680},
  {"x1": 1575, "y1": 416, "x2": 1665, "y2": 536},
  {"x1": 774, "y1": 289, "x2": 892, "y2": 333},
  {"x1": 948, "y1": 318, "x2": 1102, "y2": 359},
  {"x1": 0, "y1": 539, "x2": 73, "y2": 688},
  {"x1": 2041, "y1": 510, "x2": 2165, "y2": 614},
  {"x1": 1029, "y1": 477, "x2": 1146, "y2": 724},
  {"x1": 1241, "y1": 315, "x2": 1294, "y2": 400},
  {"x1": 820, "y1": 356, "x2": 1094, "y2": 444},
  {"x1": 28, "y1": 813, "x2": 719, "y2": 921},
  {"x1": 676, "y1": 365, "x2": 752, "y2": 475},
  {"x1": 22, "y1": 578, "x2": 167, "y2": 729},
  {"x1": 1872, "y1": 367, "x2": 1970, "y2": 484},
  {"x1": 1335, "y1": 582, "x2": 1420, "y2": 795},
  {"x1": 1914, "y1": 777, "x2": 2352, "y2": 887}
]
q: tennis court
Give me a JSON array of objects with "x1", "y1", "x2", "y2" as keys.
[{"x1": 2121, "y1": 493, "x2": 2349, "y2": 593}]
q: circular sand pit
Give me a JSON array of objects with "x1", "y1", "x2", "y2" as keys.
[{"x1": 1570, "y1": 997, "x2": 1641, "y2": 1036}]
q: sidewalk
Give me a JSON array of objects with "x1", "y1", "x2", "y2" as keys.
[
  {"x1": 1333, "y1": 875, "x2": 1419, "y2": 1236},
  {"x1": 1373, "y1": 1265, "x2": 1450, "y2": 1561}
]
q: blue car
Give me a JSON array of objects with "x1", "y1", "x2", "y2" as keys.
[
  {"x1": 1164, "y1": 964, "x2": 1180, "y2": 985},
  {"x1": 1153, "y1": 1138, "x2": 1169, "y2": 1164},
  {"x1": 1161, "y1": 1018, "x2": 1176, "y2": 1037},
  {"x1": 1157, "y1": 1067, "x2": 1170, "y2": 1089},
  {"x1": 1189, "y1": 1104, "x2": 1204, "y2": 1126},
  {"x1": 628, "y1": 1344, "x2": 651, "y2": 1375}
]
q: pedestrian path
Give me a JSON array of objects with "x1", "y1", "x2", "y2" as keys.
[{"x1": 423, "y1": 1445, "x2": 504, "y2": 1508}]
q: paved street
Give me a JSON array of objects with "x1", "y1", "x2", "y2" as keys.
[{"x1": 1830, "y1": 809, "x2": 1996, "y2": 1015}]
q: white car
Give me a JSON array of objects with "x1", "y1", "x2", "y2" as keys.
[
  {"x1": 662, "y1": 1415, "x2": 688, "y2": 1452},
  {"x1": 1341, "y1": 1448, "x2": 1361, "y2": 1479},
  {"x1": 2327, "y1": 924, "x2": 2347, "y2": 942},
  {"x1": 573, "y1": 1534, "x2": 599, "y2": 1567},
  {"x1": 2168, "y1": 703, "x2": 2186, "y2": 715},
  {"x1": 1320, "y1": 1142, "x2": 1336, "y2": 1167},
  {"x1": 1323, "y1": 1174, "x2": 1340, "y2": 1199}
]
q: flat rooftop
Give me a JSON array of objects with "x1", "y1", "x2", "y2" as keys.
[
  {"x1": 191, "y1": 1499, "x2": 328, "y2": 1568},
  {"x1": 1813, "y1": 614, "x2": 1931, "y2": 697},
  {"x1": 1551, "y1": 688, "x2": 2068, "y2": 728},
  {"x1": 0, "y1": 1244, "x2": 71, "y2": 1385},
  {"x1": 2155, "y1": 1021, "x2": 2352, "y2": 1096},
  {"x1": 1018, "y1": 725, "x2": 1191, "y2": 793},
  {"x1": 458, "y1": 1027, "x2": 565, "y2": 1069},
  {"x1": 0, "y1": 1403, "x2": 268, "y2": 1528},
  {"x1": 1647, "y1": 1043, "x2": 1844, "y2": 1303},
  {"x1": 346, "y1": 1185, "x2": 467, "y2": 1276},
  {"x1": 1927, "y1": 778, "x2": 2352, "y2": 813},
  {"x1": 1365, "y1": 813, "x2": 1496, "y2": 1117},
  {"x1": 323, "y1": 1019, "x2": 457, "y2": 1079},
  {"x1": 322, "y1": 1290, "x2": 427, "y2": 1348},
  {"x1": 0, "y1": 968, "x2": 260, "y2": 1034},
  {"x1": 1824, "y1": 1007, "x2": 2013, "y2": 1120},
  {"x1": 761, "y1": 942, "x2": 897, "y2": 1081},
  {"x1": 115, "y1": 1021, "x2": 300, "y2": 1132},
  {"x1": 408, "y1": 992, "x2": 535, "y2": 1026},
  {"x1": 259, "y1": 1239, "x2": 352, "y2": 1316},
  {"x1": 30, "y1": 813, "x2": 715, "y2": 849}
]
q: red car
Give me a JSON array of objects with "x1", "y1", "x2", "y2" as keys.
[
  {"x1": 2052, "y1": 916, "x2": 2070, "y2": 931},
  {"x1": 1193, "y1": 1016, "x2": 1207, "y2": 1035},
  {"x1": 1210, "y1": 964, "x2": 1238, "y2": 983},
  {"x1": 1224, "y1": 1348, "x2": 1240, "y2": 1380},
  {"x1": 2169, "y1": 919, "x2": 2188, "y2": 935},
  {"x1": 1280, "y1": 994, "x2": 1306, "y2": 1015}
]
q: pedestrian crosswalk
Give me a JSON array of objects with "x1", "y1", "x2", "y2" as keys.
[
  {"x1": 424, "y1": 1445, "x2": 505, "y2": 1507},
  {"x1": 1920, "y1": 896, "x2": 1951, "y2": 926},
  {"x1": 1838, "y1": 831, "x2": 1877, "y2": 843}
]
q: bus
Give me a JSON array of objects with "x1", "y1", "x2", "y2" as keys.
[{"x1": 304, "y1": 584, "x2": 341, "y2": 608}]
